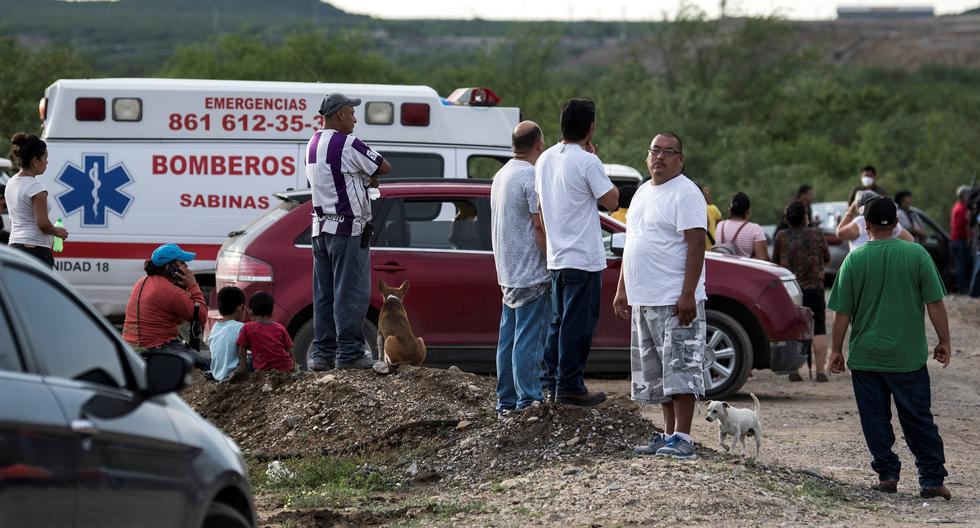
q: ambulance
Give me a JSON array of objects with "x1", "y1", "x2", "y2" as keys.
[{"x1": 40, "y1": 78, "x2": 520, "y2": 319}]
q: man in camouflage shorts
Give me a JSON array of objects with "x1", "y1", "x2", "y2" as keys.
[
  {"x1": 613, "y1": 132, "x2": 708, "y2": 460},
  {"x1": 630, "y1": 305, "x2": 707, "y2": 403}
]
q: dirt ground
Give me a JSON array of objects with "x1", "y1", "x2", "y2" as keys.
[{"x1": 185, "y1": 295, "x2": 980, "y2": 527}]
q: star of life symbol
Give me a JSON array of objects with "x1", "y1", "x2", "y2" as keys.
[{"x1": 56, "y1": 154, "x2": 134, "y2": 227}]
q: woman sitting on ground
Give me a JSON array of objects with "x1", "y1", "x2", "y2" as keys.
[
  {"x1": 716, "y1": 192, "x2": 769, "y2": 260},
  {"x1": 122, "y1": 243, "x2": 207, "y2": 360}
]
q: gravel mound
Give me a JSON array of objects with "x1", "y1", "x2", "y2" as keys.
[{"x1": 181, "y1": 366, "x2": 658, "y2": 481}]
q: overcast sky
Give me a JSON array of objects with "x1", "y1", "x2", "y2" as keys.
[{"x1": 330, "y1": 0, "x2": 977, "y2": 21}]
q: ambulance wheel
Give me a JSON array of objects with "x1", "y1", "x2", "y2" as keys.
[{"x1": 293, "y1": 318, "x2": 379, "y2": 370}]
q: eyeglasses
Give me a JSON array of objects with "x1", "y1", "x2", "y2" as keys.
[{"x1": 648, "y1": 147, "x2": 682, "y2": 157}]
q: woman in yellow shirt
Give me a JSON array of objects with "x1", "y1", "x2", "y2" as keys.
[{"x1": 701, "y1": 184, "x2": 722, "y2": 250}]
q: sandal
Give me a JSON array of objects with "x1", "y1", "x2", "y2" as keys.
[
  {"x1": 788, "y1": 373, "x2": 803, "y2": 382},
  {"x1": 816, "y1": 373, "x2": 829, "y2": 382}
]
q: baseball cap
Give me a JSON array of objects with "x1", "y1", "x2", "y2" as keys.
[
  {"x1": 318, "y1": 93, "x2": 361, "y2": 117},
  {"x1": 151, "y1": 243, "x2": 196, "y2": 266},
  {"x1": 863, "y1": 196, "x2": 898, "y2": 226}
]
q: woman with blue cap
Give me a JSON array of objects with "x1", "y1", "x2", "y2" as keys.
[{"x1": 122, "y1": 243, "x2": 207, "y2": 359}]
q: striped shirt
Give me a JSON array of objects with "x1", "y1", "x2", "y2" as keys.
[{"x1": 305, "y1": 129, "x2": 384, "y2": 237}]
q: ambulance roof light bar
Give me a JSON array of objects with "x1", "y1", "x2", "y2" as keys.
[{"x1": 445, "y1": 87, "x2": 501, "y2": 107}]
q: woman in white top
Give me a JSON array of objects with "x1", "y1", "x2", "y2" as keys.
[
  {"x1": 715, "y1": 192, "x2": 770, "y2": 260},
  {"x1": 4, "y1": 133, "x2": 68, "y2": 267},
  {"x1": 837, "y1": 191, "x2": 913, "y2": 251}
]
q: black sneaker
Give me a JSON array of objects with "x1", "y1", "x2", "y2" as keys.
[
  {"x1": 555, "y1": 391, "x2": 607, "y2": 407},
  {"x1": 307, "y1": 359, "x2": 334, "y2": 371},
  {"x1": 335, "y1": 356, "x2": 375, "y2": 370}
]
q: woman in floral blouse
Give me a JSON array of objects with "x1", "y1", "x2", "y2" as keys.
[{"x1": 773, "y1": 200, "x2": 831, "y2": 382}]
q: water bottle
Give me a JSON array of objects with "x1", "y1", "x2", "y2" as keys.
[{"x1": 53, "y1": 217, "x2": 64, "y2": 253}]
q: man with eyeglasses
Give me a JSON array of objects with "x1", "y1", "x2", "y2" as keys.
[
  {"x1": 535, "y1": 97, "x2": 619, "y2": 407},
  {"x1": 614, "y1": 132, "x2": 708, "y2": 460}
]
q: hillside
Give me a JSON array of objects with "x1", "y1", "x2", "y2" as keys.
[{"x1": 3, "y1": 0, "x2": 979, "y2": 74}]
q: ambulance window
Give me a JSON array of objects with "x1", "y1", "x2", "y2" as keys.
[
  {"x1": 380, "y1": 153, "x2": 444, "y2": 180},
  {"x1": 467, "y1": 155, "x2": 508, "y2": 180}
]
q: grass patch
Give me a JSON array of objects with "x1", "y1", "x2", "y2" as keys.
[
  {"x1": 382, "y1": 497, "x2": 490, "y2": 527},
  {"x1": 247, "y1": 455, "x2": 393, "y2": 509},
  {"x1": 760, "y1": 476, "x2": 846, "y2": 509}
]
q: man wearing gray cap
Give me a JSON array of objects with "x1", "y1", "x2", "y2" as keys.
[{"x1": 306, "y1": 93, "x2": 391, "y2": 370}]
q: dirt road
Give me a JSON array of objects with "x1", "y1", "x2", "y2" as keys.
[{"x1": 439, "y1": 295, "x2": 980, "y2": 527}]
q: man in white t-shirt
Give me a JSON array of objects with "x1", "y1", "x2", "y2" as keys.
[
  {"x1": 535, "y1": 97, "x2": 619, "y2": 407},
  {"x1": 306, "y1": 93, "x2": 391, "y2": 371},
  {"x1": 613, "y1": 132, "x2": 707, "y2": 460}
]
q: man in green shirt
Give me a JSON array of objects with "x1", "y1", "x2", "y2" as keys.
[{"x1": 828, "y1": 196, "x2": 952, "y2": 500}]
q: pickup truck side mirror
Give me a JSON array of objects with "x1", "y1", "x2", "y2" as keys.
[
  {"x1": 144, "y1": 351, "x2": 194, "y2": 397},
  {"x1": 610, "y1": 232, "x2": 626, "y2": 257}
]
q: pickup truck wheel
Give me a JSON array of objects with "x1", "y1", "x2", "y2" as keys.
[
  {"x1": 202, "y1": 501, "x2": 251, "y2": 528},
  {"x1": 293, "y1": 318, "x2": 379, "y2": 370},
  {"x1": 703, "y1": 309, "x2": 753, "y2": 401}
]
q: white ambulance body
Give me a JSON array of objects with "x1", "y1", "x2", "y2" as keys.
[{"x1": 40, "y1": 78, "x2": 519, "y2": 318}]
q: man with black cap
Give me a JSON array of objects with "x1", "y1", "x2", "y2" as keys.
[
  {"x1": 306, "y1": 93, "x2": 391, "y2": 370},
  {"x1": 828, "y1": 195, "x2": 953, "y2": 501}
]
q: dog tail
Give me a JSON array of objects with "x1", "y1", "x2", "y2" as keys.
[{"x1": 750, "y1": 392, "x2": 760, "y2": 414}]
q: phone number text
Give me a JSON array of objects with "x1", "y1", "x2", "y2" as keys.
[{"x1": 168, "y1": 113, "x2": 325, "y2": 133}]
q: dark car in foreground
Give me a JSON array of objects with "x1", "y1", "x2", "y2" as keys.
[
  {"x1": 0, "y1": 246, "x2": 255, "y2": 528},
  {"x1": 211, "y1": 180, "x2": 813, "y2": 400}
]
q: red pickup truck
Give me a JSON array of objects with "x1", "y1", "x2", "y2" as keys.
[{"x1": 211, "y1": 180, "x2": 813, "y2": 399}]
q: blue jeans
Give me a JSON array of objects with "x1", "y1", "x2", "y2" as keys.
[
  {"x1": 950, "y1": 240, "x2": 972, "y2": 294},
  {"x1": 851, "y1": 367, "x2": 947, "y2": 489},
  {"x1": 969, "y1": 250, "x2": 980, "y2": 298},
  {"x1": 541, "y1": 269, "x2": 602, "y2": 396},
  {"x1": 310, "y1": 232, "x2": 369, "y2": 366},
  {"x1": 495, "y1": 292, "x2": 549, "y2": 412}
]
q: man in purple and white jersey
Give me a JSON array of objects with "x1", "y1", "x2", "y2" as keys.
[{"x1": 305, "y1": 93, "x2": 391, "y2": 370}]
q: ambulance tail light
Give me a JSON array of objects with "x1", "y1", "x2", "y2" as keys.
[
  {"x1": 446, "y1": 87, "x2": 501, "y2": 107},
  {"x1": 38, "y1": 97, "x2": 48, "y2": 121},
  {"x1": 400, "y1": 103, "x2": 430, "y2": 126},
  {"x1": 215, "y1": 251, "x2": 273, "y2": 286},
  {"x1": 112, "y1": 98, "x2": 142, "y2": 121},
  {"x1": 75, "y1": 97, "x2": 106, "y2": 121}
]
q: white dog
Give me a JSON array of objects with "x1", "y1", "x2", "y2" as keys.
[{"x1": 704, "y1": 393, "x2": 763, "y2": 459}]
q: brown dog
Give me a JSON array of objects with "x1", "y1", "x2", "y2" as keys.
[{"x1": 377, "y1": 280, "x2": 426, "y2": 366}]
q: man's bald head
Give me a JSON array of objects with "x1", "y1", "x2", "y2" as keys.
[{"x1": 512, "y1": 121, "x2": 543, "y2": 154}]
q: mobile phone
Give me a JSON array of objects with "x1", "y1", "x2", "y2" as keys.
[{"x1": 164, "y1": 262, "x2": 183, "y2": 280}]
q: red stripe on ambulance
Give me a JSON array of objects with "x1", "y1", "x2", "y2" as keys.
[{"x1": 59, "y1": 242, "x2": 222, "y2": 261}]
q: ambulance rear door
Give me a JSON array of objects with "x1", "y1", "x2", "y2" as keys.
[{"x1": 46, "y1": 140, "x2": 304, "y2": 317}]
